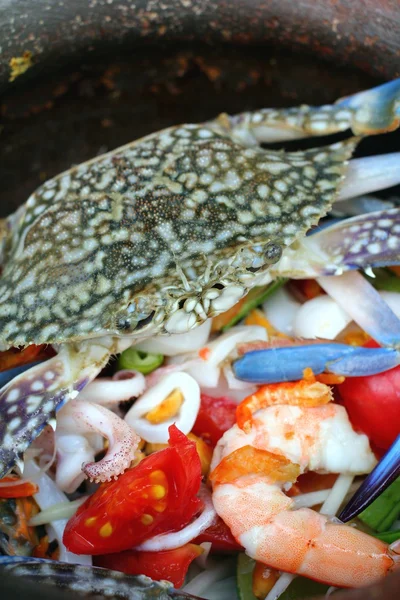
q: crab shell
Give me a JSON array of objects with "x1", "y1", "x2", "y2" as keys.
[{"x1": 0, "y1": 122, "x2": 357, "y2": 350}]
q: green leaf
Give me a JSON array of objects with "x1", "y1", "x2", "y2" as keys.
[
  {"x1": 374, "y1": 530, "x2": 400, "y2": 544},
  {"x1": 236, "y1": 553, "x2": 257, "y2": 600},
  {"x1": 222, "y1": 279, "x2": 287, "y2": 332},
  {"x1": 116, "y1": 348, "x2": 164, "y2": 375},
  {"x1": 278, "y1": 577, "x2": 330, "y2": 600},
  {"x1": 358, "y1": 477, "x2": 400, "y2": 532}
]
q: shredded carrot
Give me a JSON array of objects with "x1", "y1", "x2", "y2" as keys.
[
  {"x1": 295, "y1": 279, "x2": 324, "y2": 300},
  {"x1": 211, "y1": 297, "x2": 247, "y2": 332},
  {"x1": 342, "y1": 329, "x2": 371, "y2": 347},
  {"x1": 252, "y1": 563, "x2": 280, "y2": 599},
  {"x1": 389, "y1": 266, "x2": 400, "y2": 276},
  {"x1": 14, "y1": 497, "x2": 39, "y2": 546},
  {"x1": 33, "y1": 535, "x2": 59, "y2": 560},
  {"x1": 0, "y1": 344, "x2": 54, "y2": 372},
  {"x1": 32, "y1": 535, "x2": 50, "y2": 559},
  {"x1": 244, "y1": 309, "x2": 278, "y2": 335},
  {"x1": 315, "y1": 373, "x2": 345, "y2": 385},
  {"x1": 302, "y1": 367, "x2": 316, "y2": 382},
  {"x1": 0, "y1": 476, "x2": 38, "y2": 499},
  {"x1": 303, "y1": 366, "x2": 345, "y2": 385}
]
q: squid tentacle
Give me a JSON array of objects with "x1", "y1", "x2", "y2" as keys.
[
  {"x1": 56, "y1": 399, "x2": 140, "y2": 491},
  {"x1": 0, "y1": 336, "x2": 131, "y2": 479}
]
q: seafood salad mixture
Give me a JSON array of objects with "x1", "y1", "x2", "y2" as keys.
[{"x1": 1, "y1": 79, "x2": 400, "y2": 600}]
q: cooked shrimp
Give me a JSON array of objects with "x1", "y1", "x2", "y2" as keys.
[{"x1": 210, "y1": 380, "x2": 400, "y2": 588}]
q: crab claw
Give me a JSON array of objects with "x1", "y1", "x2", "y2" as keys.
[
  {"x1": 233, "y1": 343, "x2": 400, "y2": 384},
  {"x1": 339, "y1": 434, "x2": 400, "y2": 522},
  {"x1": 0, "y1": 337, "x2": 122, "y2": 479},
  {"x1": 229, "y1": 77, "x2": 400, "y2": 144},
  {"x1": 336, "y1": 78, "x2": 400, "y2": 135}
]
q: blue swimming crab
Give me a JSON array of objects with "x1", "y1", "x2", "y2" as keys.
[{"x1": 0, "y1": 78, "x2": 400, "y2": 479}]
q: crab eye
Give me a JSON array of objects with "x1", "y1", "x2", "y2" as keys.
[
  {"x1": 116, "y1": 317, "x2": 133, "y2": 332},
  {"x1": 135, "y1": 311, "x2": 156, "y2": 331},
  {"x1": 116, "y1": 311, "x2": 155, "y2": 333},
  {"x1": 263, "y1": 242, "x2": 282, "y2": 264}
]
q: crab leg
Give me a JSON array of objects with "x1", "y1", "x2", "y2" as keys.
[
  {"x1": 338, "y1": 153, "x2": 400, "y2": 202},
  {"x1": 318, "y1": 271, "x2": 400, "y2": 348},
  {"x1": 227, "y1": 78, "x2": 400, "y2": 144},
  {"x1": 270, "y1": 208, "x2": 400, "y2": 278},
  {"x1": 0, "y1": 336, "x2": 129, "y2": 479}
]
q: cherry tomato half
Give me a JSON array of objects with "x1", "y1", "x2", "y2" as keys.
[
  {"x1": 338, "y1": 340, "x2": 400, "y2": 450},
  {"x1": 192, "y1": 394, "x2": 237, "y2": 447},
  {"x1": 63, "y1": 425, "x2": 202, "y2": 554},
  {"x1": 95, "y1": 544, "x2": 203, "y2": 588}
]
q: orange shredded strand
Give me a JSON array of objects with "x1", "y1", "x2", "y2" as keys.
[
  {"x1": 298, "y1": 279, "x2": 324, "y2": 300},
  {"x1": 315, "y1": 373, "x2": 345, "y2": 385},
  {"x1": 211, "y1": 297, "x2": 248, "y2": 332},
  {"x1": 245, "y1": 309, "x2": 289, "y2": 338},
  {"x1": 236, "y1": 380, "x2": 333, "y2": 431},
  {"x1": 389, "y1": 266, "x2": 400, "y2": 276},
  {"x1": 0, "y1": 344, "x2": 55, "y2": 373},
  {"x1": 0, "y1": 476, "x2": 38, "y2": 499},
  {"x1": 252, "y1": 563, "x2": 280, "y2": 599},
  {"x1": 32, "y1": 536, "x2": 50, "y2": 559},
  {"x1": 14, "y1": 497, "x2": 39, "y2": 546},
  {"x1": 210, "y1": 445, "x2": 300, "y2": 486}
]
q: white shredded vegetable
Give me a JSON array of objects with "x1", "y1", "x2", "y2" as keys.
[
  {"x1": 182, "y1": 557, "x2": 236, "y2": 596},
  {"x1": 0, "y1": 477, "x2": 33, "y2": 488},
  {"x1": 319, "y1": 474, "x2": 354, "y2": 516},
  {"x1": 28, "y1": 496, "x2": 87, "y2": 526}
]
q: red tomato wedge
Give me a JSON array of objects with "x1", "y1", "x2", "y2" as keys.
[
  {"x1": 0, "y1": 476, "x2": 38, "y2": 498},
  {"x1": 192, "y1": 394, "x2": 237, "y2": 447},
  {"x1": 338, "y1": 340, "x2": 400, "y2": 450},
  {"x1": 95, "y1": 544, "x2": 203, "y2": 588},
  {"x1": 193, "y1": 516, "x2": 242, "y2": 552},
  {"x1": 63, "y1": 425, "x2": 202, "y2": 555}
]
